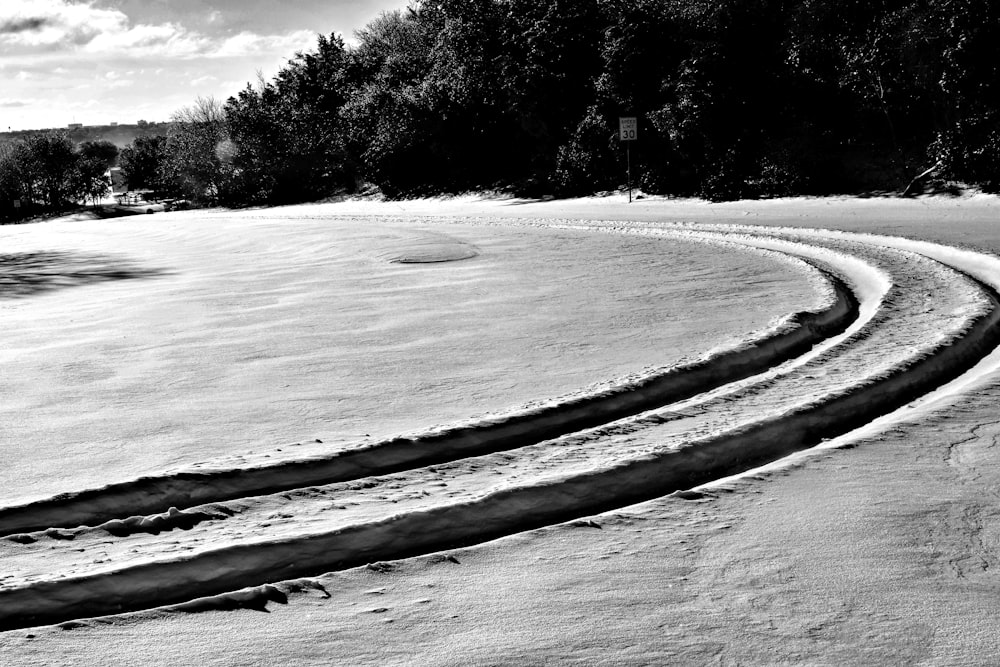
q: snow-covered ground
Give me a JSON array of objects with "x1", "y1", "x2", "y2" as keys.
[
  {"x1": 0, "y1": 213, "x2": 819, "y2": 506},
  {"x1": 4, "y1": 193, "x2": 1000, "y2": 665}
]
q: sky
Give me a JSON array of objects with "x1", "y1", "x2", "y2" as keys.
[{"x1": 0, "y1": 0, "x2": 408, "y2": 131}]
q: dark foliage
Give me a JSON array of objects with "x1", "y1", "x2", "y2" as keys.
[
  {"x1": 119, "y1": 135, "x2": 168, "y2": 192},
  {"x1": 0, "y1": 132, "x2": 119, "y2": 221},
  {"x1": 10, "y1": 0, "x2": 1000, "y2": 210}
]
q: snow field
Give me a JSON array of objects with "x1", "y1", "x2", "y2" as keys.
[
  {"x1": 4, "y1": 214, "x2": 1000, "y2": 630},
  {"x1": 0, "y1": 216, "x2": 816, "y2": 506}
]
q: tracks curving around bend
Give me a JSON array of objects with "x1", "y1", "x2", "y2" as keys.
[{"x1": 3, "y1": 221, "x2": 1000, "y2": 631}]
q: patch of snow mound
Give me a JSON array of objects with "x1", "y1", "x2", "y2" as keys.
[{"x1": 367, "y1": 227, "x2": 479, "y2": 263}]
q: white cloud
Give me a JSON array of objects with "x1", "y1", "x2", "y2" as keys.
[
  {"x1": 83, "y1": 21, "x2": 209, "y2": 58},
  {"x1": 213, "y1": 30, "x2": 316, "y2": 59},
  {"x1": 106, "y1": 78, "x2": 135, "y2": 89},
  {"x1": 0, "y1": 0, "x2": 315, "y2": 61},
  {"x1": 0, "y1": 0, "x2": 126, "y2": 51}
]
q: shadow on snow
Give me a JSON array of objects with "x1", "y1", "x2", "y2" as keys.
[{"x1": 0, "y1": 251, "x2": 171, "y2": 299}]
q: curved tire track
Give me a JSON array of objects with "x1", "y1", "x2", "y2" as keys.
[
  {"x1": 3, "y1": 222, "x2": 999, "y2": 632},
  {"x1": 0, "y1": 252, "x2": 857, "y2": 536}
]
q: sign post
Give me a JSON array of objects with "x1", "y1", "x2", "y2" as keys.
[{"x1": 619, "y1": 117, "x2": 637, "y2": 202}]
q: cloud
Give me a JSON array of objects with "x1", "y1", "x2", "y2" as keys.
[
  {"x1": 0, "y1": 0, "x2": 316, "y2": 61},
  {"x1": 0, "y1": 17, "x2": 51, "y2": 34},
  {"x1": 83, "y1": 21, "x2": 209, "y2": 58},
  {"x1": 213, "y1": 30, "x2": 316, "y2": 59},
  {"x1": 0, "y1": 99, "x2": 28, "y2": 108},
  {"x1": 0, "y1": 1, "x2": 125, "y2": 52},
  {"x1": 190, "y1": 74, "x2": 217, "y2": 85},
  {"x1": 106, "y1": 77, "x2": 135, "y2": 89}
]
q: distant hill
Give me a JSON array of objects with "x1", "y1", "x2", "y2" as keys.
[{"x1": 0, "y1": 122, "x2": 172, "y2": 148}]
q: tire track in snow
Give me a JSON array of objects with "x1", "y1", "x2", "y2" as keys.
[
  {"x1": 3, "y1": 222, "x2": 1000, "y2": 631},
  {"x1": 0, "y1": 235, "x2": 858, "y2": 536}
]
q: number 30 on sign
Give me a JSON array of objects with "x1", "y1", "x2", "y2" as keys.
[{"x1": 619, "y1": 117, "x2": 637, "y2": 141}]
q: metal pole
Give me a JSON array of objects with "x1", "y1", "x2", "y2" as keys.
[{"x1": 627, "y1": 142, "x2": 632, "y2": 203}]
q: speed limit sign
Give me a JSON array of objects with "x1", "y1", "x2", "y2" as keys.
[{"x1": 619, "y1": 117, "x2": 637, "y2": 141}]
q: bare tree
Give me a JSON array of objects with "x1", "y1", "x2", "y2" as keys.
[{"x1": 162, "y1": 96, "x2": 233, "y2": 202}]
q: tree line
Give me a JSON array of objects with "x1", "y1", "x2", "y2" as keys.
[
  {"x1": 0, "y1": 135, "x2": 118, "y2": 221},
  {"x1": 3, "y1": 0, "x2": 999, "y2": 220}
]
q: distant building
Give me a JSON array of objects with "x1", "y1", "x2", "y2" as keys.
[
  {"x1": 110, "y1": 122, "x2": 118, "y2": 127},
  {"x1": 68, "y1": 123, "x2": 83, "y2": 129}
]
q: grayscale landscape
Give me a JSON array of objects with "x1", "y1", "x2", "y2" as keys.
[
  {"x1": 4, "y1": 0, "x2": 1000, "y2": 664},
  {"x1": 3, "y1": 194, "x2": 1000, "y2": 665}
]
